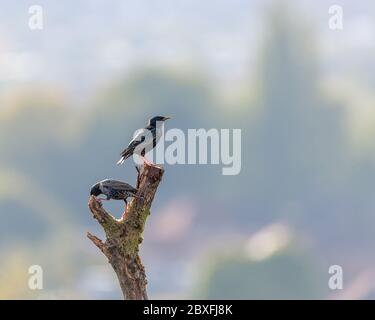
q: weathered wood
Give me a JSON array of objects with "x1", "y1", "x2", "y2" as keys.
[{"x1": 87, "y1": 163, "x2": 164, "y2": 300}]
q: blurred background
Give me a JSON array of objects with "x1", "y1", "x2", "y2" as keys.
[{"x1": 1, "y1": 0, "x2": 375, "y2": 299}]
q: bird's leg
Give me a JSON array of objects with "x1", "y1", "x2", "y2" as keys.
[
  {"x1": 141, "y1": 155, "x2": 150, "y2": 164},
  {"x1": 141, "y1": 155, "x2": 164, "y2": 170},
  {"x1": 140, "y1": 151, "x2": 162, "y2": 168},
  {"x1": 141, "y1": 155, "x2": 155, "y2": 166}
]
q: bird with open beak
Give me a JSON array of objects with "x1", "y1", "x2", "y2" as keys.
[{"x1": 117, "y1": 115, "x2": 171, "y2": 166}]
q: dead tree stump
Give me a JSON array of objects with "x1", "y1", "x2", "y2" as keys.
[{"x1": 87, "y1": 163, "x2": 164, "y2": 300}]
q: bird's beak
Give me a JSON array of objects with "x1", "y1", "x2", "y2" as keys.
[{"x1": 164, "y1": 116, "x2": 171, "y2": 120}]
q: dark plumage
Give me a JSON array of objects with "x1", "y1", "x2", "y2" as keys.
[
  {"x1": 90, "y1": 179, "x2": 140, "y2": 205},
  {"x1": 117, "y1": 115, "x2": 171, "y2": 165}
]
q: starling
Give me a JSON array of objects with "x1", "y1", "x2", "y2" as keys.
[
  {"x1": 117, "y1": 115, "x2": 171, "y2": 166},
  {"x1": 90, "y1": 179, "x2": 140, "y2": 205}
]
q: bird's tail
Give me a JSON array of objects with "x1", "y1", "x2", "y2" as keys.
[
  {"x1": 117, "y1": 148, "x2": 133, "y2": 165},
  {"x1": 116, "y1": 156, "x2": 126, "y2": 165}
]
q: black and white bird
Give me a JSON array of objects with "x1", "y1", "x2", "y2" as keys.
[
  {"x1": 90, "y1": 179, "x2": 140, "y2": 205},
  {"x1": 117, "y1": 115, "x2": 171, "y2": 166}
]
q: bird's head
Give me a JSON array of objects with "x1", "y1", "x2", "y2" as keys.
[
  {"x1": 90, "y1": 183, "x2": 102, "y2": 197},
  {"x1": 148, "y1": 115, "x2": 171, "y2": 127}
]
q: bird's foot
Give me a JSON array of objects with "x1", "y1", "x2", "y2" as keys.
[
  {"x1": 94, "y1": 197, "x2": 102, "y2": 205},
  {"x1": 141, "y1": 156, "x2": 162, "y2": 169},
  {"x1": 142, "y1": 157, "x2": 153, "y2": 166},
  {"x1": 147, "y1": 161, "x2": 163, "y2": 170}
]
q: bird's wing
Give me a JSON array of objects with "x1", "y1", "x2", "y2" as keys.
[
  {"x1": 102, "y1": 180, "x2": 137, "y2": 193},
  {"x1": 120, "y1": 127, "x2": 154, "y2": 157},
  {"x1": 130, "y1": 128, "x2": 149, "y2": 145}
]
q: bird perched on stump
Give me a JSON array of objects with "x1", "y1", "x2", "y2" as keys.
[
  {"x1": 117, "y1": 115, "x2": 171, "y2": 166},
  {"x1": 90, "y1": 179, "x2": 141, "y2": 205}
]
